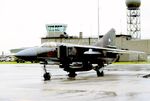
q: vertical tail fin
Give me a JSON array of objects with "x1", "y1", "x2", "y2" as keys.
[{"x1": 94, "y1": 28, "x2": 116, "y2": 48}]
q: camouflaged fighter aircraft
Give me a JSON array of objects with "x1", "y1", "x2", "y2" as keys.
[{"x1": 15, "y1": 29, "x2": 124, "y2": 80}]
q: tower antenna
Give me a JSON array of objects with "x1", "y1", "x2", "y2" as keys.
[{"x1": 97, "y1": 0, "x2": 100, "y2": 39}]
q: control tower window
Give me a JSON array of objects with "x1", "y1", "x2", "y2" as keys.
[{"x1": 47, "y1": 25, "x2": 67, "y2": 32}]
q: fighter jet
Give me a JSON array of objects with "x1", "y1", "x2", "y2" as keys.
[{"x1": 15, "y1": 28, "x2": 124, "y2": 80}]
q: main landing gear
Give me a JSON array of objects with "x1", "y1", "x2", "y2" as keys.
[
  {"x1": 68, "y1": 71, "x2": 77, "y2": 78},
  {"x1": 94, "y1": 63, "x2": 104, "y2": 77},
  {"x1": 43, "y1": 64, "x2": 51, "y2": 81},
  {"x1": 63, "y1": 62, "x2": 105, "y2": 78},
  {"x1": 96, "y1": 69, "x2": 104, "y2": 77},
  {"x1": 62, "y1": 64, "x2": 77, "y2": 79}
]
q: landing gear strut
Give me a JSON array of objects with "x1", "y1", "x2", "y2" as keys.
[{"x1": 43, "y1": 64, "x2": 51, "y2": 81}]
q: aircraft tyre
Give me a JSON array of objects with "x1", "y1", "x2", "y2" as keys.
[
  {"x1": 68, "y1": 72, "x2": 77, "y2": 78},
  {"x1": 96, "y1": 70, "x2": 104, "y2": 77},
  {"x1": 43, "y1": 72, "x2": 51, "y2": 81}
]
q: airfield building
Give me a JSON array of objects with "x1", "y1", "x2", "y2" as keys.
[{"x1": 41, "y1": 24, "x2": 148, "y2": 62}]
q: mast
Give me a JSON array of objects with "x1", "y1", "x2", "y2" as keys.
[{"x1": 97, "y1": 0, "x2": 100, "y2": 39}]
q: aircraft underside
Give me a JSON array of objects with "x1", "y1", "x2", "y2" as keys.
[{"x1": 42, "y1": 45, "x2": 117, "y2": 81}]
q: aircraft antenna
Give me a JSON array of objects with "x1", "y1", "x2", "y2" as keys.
[{"x1": 97, "y1": 0, "x2": 100, "y2": 39}]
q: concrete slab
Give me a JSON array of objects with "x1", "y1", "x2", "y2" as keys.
[{"x1": 0, "y1": 64, "x2": 150, "y2": 101}]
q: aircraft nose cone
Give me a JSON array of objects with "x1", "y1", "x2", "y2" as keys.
[
  {"x1": 14, "y1": 47, "x2": 39, "y2": 61},
  {"x1": 14, "y1": 46, "x2": 54, "y2": 61},
  {"x1": 15, "y1": 47, "x2": 38, "y2": 57}
]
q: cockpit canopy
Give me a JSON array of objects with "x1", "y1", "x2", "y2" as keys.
[{"x1": 40, "y1": 42, "x2": 58, "y2": 48}]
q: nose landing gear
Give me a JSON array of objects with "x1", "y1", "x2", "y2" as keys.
[{"x1": 43, "y1": 64, "x2": 51, "y2": 81}]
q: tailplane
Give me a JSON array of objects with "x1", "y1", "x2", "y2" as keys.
[{"x1": 94, "y1": 28, "x2": 116, "y2": 48}]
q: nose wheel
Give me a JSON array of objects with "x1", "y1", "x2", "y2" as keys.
[
  {"x1": 43, "y1": 72, "x2": 51, "y2": 81},
  {"x1": 43, "y1": 64, "x2": 51, "y2": 81}
]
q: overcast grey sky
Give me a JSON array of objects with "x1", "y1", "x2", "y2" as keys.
[{"x1": 0, "y1": 0, "x2": 149, "y2": 51}]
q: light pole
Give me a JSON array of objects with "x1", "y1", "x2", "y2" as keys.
[{"x1": 97, "y1": 0, "x2": 100, "y2": 39}]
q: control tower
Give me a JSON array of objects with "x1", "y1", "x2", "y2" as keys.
[
  {"x1": 46, "y1": 24, "x2": 67, "y2": 38},
  {"x1": 126, "y1": 0, "x2": 141, "y2": 39}
]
